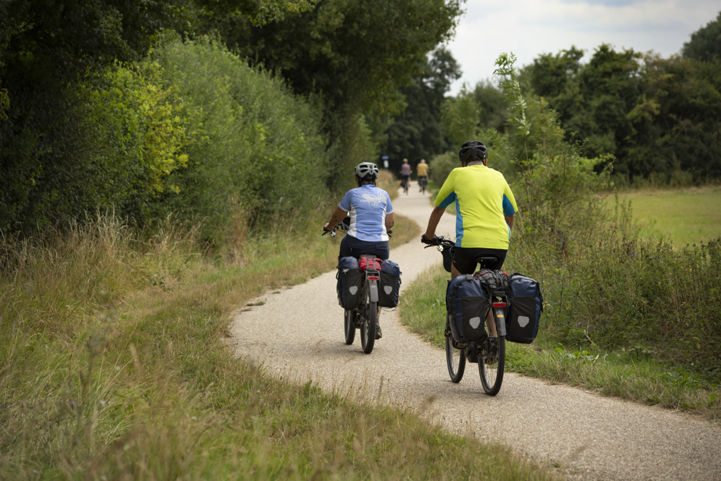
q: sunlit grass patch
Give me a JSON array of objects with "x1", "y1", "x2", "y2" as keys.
[{"x1": 605, "y1": 185, "x2": 721, "y2": 245}]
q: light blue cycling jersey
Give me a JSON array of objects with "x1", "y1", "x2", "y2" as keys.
[{"x1": 339, "y1": 185, "x2": 393, "y2": 242}]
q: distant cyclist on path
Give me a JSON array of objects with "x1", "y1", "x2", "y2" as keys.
[
  {"x1": 400, "y1": 158, "x2": 412, "y2": 194},
  {"x1": 416, "y1": 159, "x2": 429, "y2": 193}
]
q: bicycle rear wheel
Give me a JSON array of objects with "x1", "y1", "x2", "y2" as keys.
[
  {"x1": 445, "y1": 324, "x2": 466, "y2": 383},
  {"x1": 360, "y1": 301, "x2": 377, "y2": 354},
  {"x1": 344, "y1": 309, "x2": 356, "y2": 345},
  {"x1": 479, "y1": 335, "x2": 505, "y2": 396}
]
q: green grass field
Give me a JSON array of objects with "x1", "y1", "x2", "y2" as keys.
[{"x1": 608, "y1": 185, "x2": 721, "y2": 245}]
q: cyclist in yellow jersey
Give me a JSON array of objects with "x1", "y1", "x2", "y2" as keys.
[
  {"x1": 421, "y1": 140, "x2": 518, "y2": 337},
  {"x1": 416, "y1": 159, "x2": 429, "y2": 192}
]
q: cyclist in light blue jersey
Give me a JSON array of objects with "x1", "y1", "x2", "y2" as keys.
[
  {"x1": 324, "y1": 162, "x2": 394, "y2": 261},
  {"x1": 324, "y1": 162, "x2": 394, "y2": 339}
]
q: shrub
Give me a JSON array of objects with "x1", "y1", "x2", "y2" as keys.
[
  {"x1": 69, "y1": 62, "x2": 190, "y2": 224},
  {"x1": 150, "y1": 37, "x2": 331, "y2": 245}
]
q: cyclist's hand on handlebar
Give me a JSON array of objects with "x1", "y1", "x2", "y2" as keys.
[
  {"x1": 322, "y1": 223, "x2": 333, "y2": 236},
  {"x1": 421, "y1": 234, "x2": 439, "y2": 245}
]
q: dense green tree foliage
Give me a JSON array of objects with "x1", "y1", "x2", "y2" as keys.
[
  {"x1": 682, "y1": 11, "x2": 721, "y2": 62},
  {"x1": 210, "y1": 0, "x2": 463, "y2": 188},
  {"x1": 441, "y1": 81, "x2": 507, "y2": 149},
  {"x1": 511, "y1": 14, "x2": 721, "y2": 183},
  {"x1": 382, "y1": 47, "x2": 461, "y2": 171},
  {"x1": 0, "y1": 0, "x2": 200, "y2": 231},
  {"x1": 524, "y1": 45, "x2": 643, "y2": 168},
  {"x1": 218, "y1": 0, "x2": 461, "y2": 116},
  {"x1": 152, "y1": 38, "x2": 330, "y2": 243},
  {"x1": 0, "y1": 0, "x2": 462, "y2": 234}
]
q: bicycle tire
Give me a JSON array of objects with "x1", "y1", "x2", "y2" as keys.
[
  {"x1": 360, "y1": 300, "x2": 377, "y2": 354},
  {"x1": 344, "y1": 309, "x2": 356, "y2": 345},
  {"x1": 479, "y1": 335, "x2": 505, "y2": 396},
  {"x1": 445, "y1": 326, "x2": 466, "y2": 383}
]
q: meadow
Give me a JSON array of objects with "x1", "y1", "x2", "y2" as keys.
[{"x1": 608, "y1": 185, "x2": 721, "y2": 244}]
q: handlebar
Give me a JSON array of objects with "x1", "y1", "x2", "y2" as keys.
[
  {"x1": 421, "y1": 234, "x2": 454, "y2": 250},
  {"x1": 422, "y1": 235, "x2": 455, "y2": 273},
  {"x1": 322, "y1": 216, "x2": 350, "y2": 237}
]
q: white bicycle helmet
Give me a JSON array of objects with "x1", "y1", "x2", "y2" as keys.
[{"x1": 354, "y1": 162, "x2": 379, "y2": 180}]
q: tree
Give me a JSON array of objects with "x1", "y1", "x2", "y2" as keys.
[
  {"x1": 0, "y1": 0, "x2": 330, "y2": 231},
  {"x1": 224, "y1": 0, "x2": 462, "y2": 116},
  {"x1": 525, "y1": 46, "x2": 584, "y2": 100},
  {"x1": 210, "y1": 0, "x2": 463, "y2": 188},
  {"x1": 638, "y1": 55, "x2": 721, "y2": 180},
  {"x1": 682, "y1": 11, "x2": 721, "y2": 62},
  {"x1": 441, "y1": 80, "x2": 507, "y2": 149},
  {"x1": 382, "y1": 47, "x2": 461, "y2": 170},
  {"x1": 559, "y1": 45, "x2": 643, "y2": 176},
  {"x1": 0, "y1": 0, "x2": 199, "y2": 231}
]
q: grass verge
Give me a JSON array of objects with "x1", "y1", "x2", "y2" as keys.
[
  {"x1": 0, "y1": 207, "x2": 560, "y2": 479},
  {"x1": 603, "y1": 185, "x2": 721, "y2": 245},
  {"x1": 400, "y1": 264, "x2": 721, "y2": 421}
]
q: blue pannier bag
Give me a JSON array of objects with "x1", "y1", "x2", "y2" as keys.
[
  {"x1": 446, "y1": 274, "x2": 490, "y2": 344},
  {"x1": 378, "y1": 259, "x2": 401, "y2": 308},
  {"x1": 506, "y1": 274, "x2": 543, "y2": 343},
  {"x1": 337, "y1": 256, "x2": 363, "y2": 309}
]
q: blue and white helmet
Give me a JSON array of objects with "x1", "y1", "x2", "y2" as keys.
[{"x1": 354, "y1": 162, "x2": 379, "y2": 180}]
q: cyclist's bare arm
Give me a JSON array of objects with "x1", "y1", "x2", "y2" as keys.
[
  {"x1": 505, "y1": 214, "x2": 514, "y2": 230},
  {"x1": 385, "y1": 212, "x2": 395, "y2": 231},
  {"x1": 324, "y1": 206, "x2": 348, "y2": 231},
  {"x1": 424, "y1": 206, "x2": 445, "y2": 239}
]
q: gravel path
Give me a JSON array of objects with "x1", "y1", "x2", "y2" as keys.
[{"x1": 230, "y1": 182, "x2": 721, "y2": 481}]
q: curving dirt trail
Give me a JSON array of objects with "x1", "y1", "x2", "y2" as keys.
[{"x1": 229, "y1": 182, "x2": 721, "y2": 480}]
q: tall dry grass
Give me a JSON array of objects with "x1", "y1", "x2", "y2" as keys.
[{"x1": 2, "y1": 209, "x2": 558, "y2": 480}]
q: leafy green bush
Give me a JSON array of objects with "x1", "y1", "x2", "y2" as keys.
[
  {"x1": 70, "y1": 61, "x2": 190, "y2": 223},
  {"x1": 1, "y1": 56, "x2": 190, "y2": 232},
  {"x1": 150, "y1": 37, "x2": 331, "y2": 245},
  {"x1": 427, "y1": 151, "x2": 455, "y2": 189},
  {"x1": 513, "y1": 204, "x2": 721, "y2": 379}
]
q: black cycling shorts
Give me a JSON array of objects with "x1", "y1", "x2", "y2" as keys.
[
  {"x1": 339, "y1": 235, "x2": 389, "y2": 261},
  {"x1": 452, "y1": 247, "x2": 507, "y2": 274}
]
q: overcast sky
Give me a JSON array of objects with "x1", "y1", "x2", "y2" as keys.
[{"x1": 446, "y1": 0, "x2": 720, "y2": 95}]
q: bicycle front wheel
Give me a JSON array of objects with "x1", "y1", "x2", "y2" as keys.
[
  {"x1": 445, "y1": 327, "x2": 466, "y2": 383},
  {"x1": 360, "y1": 301, "x2": 377, "y2": 354},
  {"x1": 479, "y1": 336, "x2": 505, "y2": 396},
  {"x1": 344, "y1": 309, "x2": 356, "y2": 345}
]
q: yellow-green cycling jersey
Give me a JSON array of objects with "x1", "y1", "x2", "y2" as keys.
[{"x1": 434, "y1": 164, "x2": 518, "y2": 249}]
